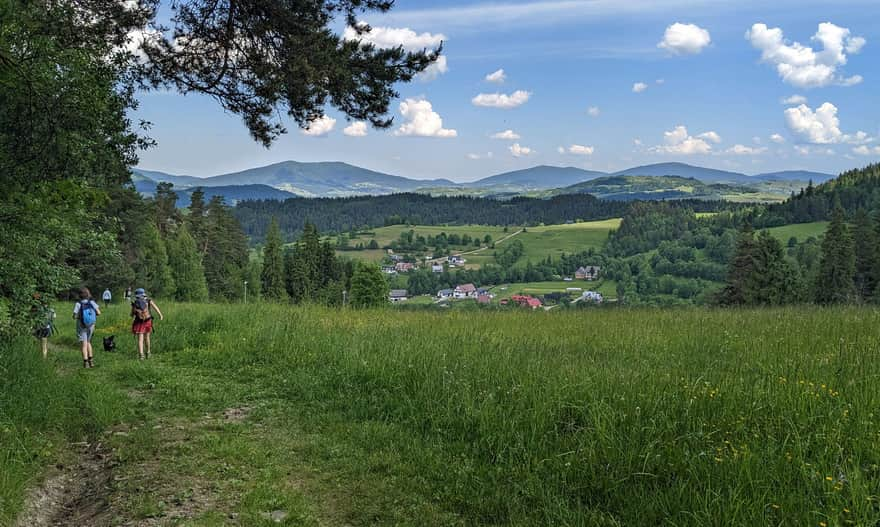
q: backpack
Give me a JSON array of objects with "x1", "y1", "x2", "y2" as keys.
[
  {"x1": 80, "y1": 300, "x2": 97, "y2": 326},
  {"x1": 132, "y1": 298, "x2": 151, "y2": 321}
]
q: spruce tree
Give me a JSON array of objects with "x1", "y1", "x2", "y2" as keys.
[
  {"x1": 261, "y1": 217, "x2": 287, "y2": 301},
  {"x1": 349, "y1": 262, "x2": 389, "y2": 308},
  {"x1": 852, "y1": 209, "x2": 877, "y2": 302},
  {"x1": 167, "y1": 225, "x2": 209, "y2": 302},
  {"x1": 815, "y1": 200, "x2": 856, "y2": 304},
  {"x1": 718, "y1": 223, "x2": 756, "y2": 305},
  {"x1": 748, "y1": 231, "x2": 798, "y2": 305},
  {"x1": 186, "y1": 188, "x2": 208, "y2": 255},
  {"x1": 136, "y1": 222, "x2": 176, "y2": 298}
]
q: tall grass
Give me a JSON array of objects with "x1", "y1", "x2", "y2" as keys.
[
  {"x1": 155, "y1": 304, "x2": 880, "y2": 525},
  {"x1": 3, "y1": 303, "x2": 880, "y2": 525}
]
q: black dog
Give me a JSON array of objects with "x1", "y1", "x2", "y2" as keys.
[{"x1": 103, "y1": 335, "x2": 117, "y2": 352}]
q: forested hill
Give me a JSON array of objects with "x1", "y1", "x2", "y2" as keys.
[
  {"x1": 758, "y1": 163, "x2": 880, "y2": 226},
  {"x1": 234, "y1": 193, "x2": 736, "y2": 242}
]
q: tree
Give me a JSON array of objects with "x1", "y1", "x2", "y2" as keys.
[
  {"x1": 815, "y1": 200, "x2": 856, "y2": 305},
  {"x1": 135, "y1": 222, "x2": 175, "y2": 298},
  {"x1": 167, "y1": 225, "x2": 209, "y2": 301},
  {"x1": 154, "y1": 182, "x2": 181, "y2": 237},
  {"x1": 852, "y1": 209, "x2": 876, "y2": 302},
  {"x1": 261, "y1": 217, "x2": 287, "y2": 301},
  {"x1": 718, "y1": 223, "x2": 757, "y2": 305},
  {"x1": 747, "y1": 231, "x2": 799, "y2": 305},
  {"x1": 204, "y1": 196, "x2": 249, "y2": 300},
  {"x1": 349, "y1": 262, "x2": 388, "y2": 308}
]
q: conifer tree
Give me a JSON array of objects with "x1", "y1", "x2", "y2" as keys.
[
  {"x1": 203, "y1": 196, "x2": 249, "y2": 300},
  {"x1": 815, "y1": 199, "x2": 856, "y2": 304},
  {"x1": 349, "y1": 262, "x2": 388, "y2": 308},
  {"x1": 852, "y1": 209, "x2": 877, "y2": 302},
  {"x1": 186, "y1": 188, "x2": 208, "y2": 254},
  {"x1": 136, "y1": 222, "x2": 176, "y2": 297},
  {"x1": 718, "y1": 223, "x2": 756, "y2": 305},
  {"x1": 167, "y1": 225, "x2": 209, "y2": 301},
  {"x1": 748, "y1": 231, "x2": 798, "y2": 305},
  {"x1": 261, "y1": 217, "x2": 287, "y2": 301}
]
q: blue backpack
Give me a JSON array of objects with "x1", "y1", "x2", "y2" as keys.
[{"x1": 80, "y1": 300, "x2": 97, "y2": 326}]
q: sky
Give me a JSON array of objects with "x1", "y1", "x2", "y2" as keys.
[{"x1": 133, "y1": 0, "x2": 880, "y2": 182}]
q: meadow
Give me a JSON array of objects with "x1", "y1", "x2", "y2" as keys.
[{"x1": 3, "y1": 303, "x2": 880, "y2": 526}]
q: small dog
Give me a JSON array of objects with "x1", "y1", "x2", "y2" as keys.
[{"x1": 103, "y1": 335, "x2": 117, "y2": 352}]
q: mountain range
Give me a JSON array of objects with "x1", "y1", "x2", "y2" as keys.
[{"x1": 132, "y1": 161, "x2": 835, "y2": 204}]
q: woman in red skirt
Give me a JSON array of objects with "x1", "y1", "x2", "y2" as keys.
[{"x1": 131, "y1": 288, "x2": 164, "y2": 360}]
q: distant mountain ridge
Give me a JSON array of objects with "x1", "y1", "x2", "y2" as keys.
[{"x1": 132, "y1": 161, "x2": 834, "y2": 203}]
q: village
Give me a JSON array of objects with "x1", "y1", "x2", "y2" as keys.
[{"x1": 382, "y1": 252, "x2": 605, "y2": 308}]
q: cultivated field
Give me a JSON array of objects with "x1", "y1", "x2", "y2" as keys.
[
  {"x1": 767, "y1": 221, "x2": 829, "y2": 243},
  {"x1": 3, "y1": 303, "x2": 879, "y2": 525}
]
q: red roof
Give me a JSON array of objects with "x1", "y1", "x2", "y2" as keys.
[
  {"x1": 456, "y1": 283, "x2": 476, "y2": 293},
  {"x1": 526, "y1": 298, "x2": 542, "y2": 308}
]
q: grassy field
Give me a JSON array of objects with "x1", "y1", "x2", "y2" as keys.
[
  {"x1": 3, "y1": 303, "x2": 880, "y2": 525},
  {"x1": 491, "y1": 279, "x2": 618, "y2": 299},
  {"x1": 767, "y1": 221, "x2": 829, "y2": 243}
]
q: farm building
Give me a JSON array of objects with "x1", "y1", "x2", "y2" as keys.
[
  {"x1": 389, "y1": 289, "x2": 409, "y2": 302},
  {"x1": 431, "y1": 264, "x2": 444, "y2": 273},
  {"x1": 510, "y1": 295, "x2": 542, "y2": 309},
  {"x1": 454, "y1": 284, "x2": 477, "y2": 299},
  {"x1": 395, "y1": 262, "x2": 415, "y2": 273},
  {"x1": 575, "y1": 266, "x2": 601, "y2": 280}
]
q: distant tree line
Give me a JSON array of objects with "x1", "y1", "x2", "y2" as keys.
[{"x1": 234, "y1": 193, "x2": 737, "y2": 243}]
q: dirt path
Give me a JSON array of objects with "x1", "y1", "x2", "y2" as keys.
[{"x1": 14, "y1": 441, "x2": 115, "y2": 527}]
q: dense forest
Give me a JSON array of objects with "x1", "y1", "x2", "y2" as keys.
[{"x1": 234, "y1": 193, "x2": 738, "y2": 242}]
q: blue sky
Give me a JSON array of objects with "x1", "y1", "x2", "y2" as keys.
[{"x1": 133, "y1": 0, "x2": 880, "y2": 181}]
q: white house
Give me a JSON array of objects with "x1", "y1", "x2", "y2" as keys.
[{"x1": 453, "y1": 283, "x2": 477, "y2": 299}]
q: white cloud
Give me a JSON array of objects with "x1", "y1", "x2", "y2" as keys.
[
  {"x1": 781, "y1": 95, "x2": 807, "y2": 105},
  {"x1": 343, "y1": 25, "x2": 447, "y2": 81},
  {"x1": 795, "y1": 145, "x2": 836, "y2": 156},
  {"x1": 419, "y1": 55, "x2": 448, "y2": 81},
  {"x1": 394, "y1": 98, "x2": 457, "y2": 138},
  {"x1": 632, "y1": 82, "x2": 648, "y2": 93},
  {"x1": 557, "y1": 146, "x2": 566, "y2": 154},
  {"x1": 746, "y1": 22, "x2": 865, "y2": 88},
  {"x1": 568, "y1": 144, "x2": 595, "y2": 155},
  {"x1": 770, "y1": 133, "x2": 786, "y2": 144},
  {"x1": 658, "y1": 22, "x2": 711, "y2": 55},
  {"x1": 697, "y1": 131, "x2": 722, "y2": 144},
  {"x1": 853, "y1": 145, "x2": 880, "y2": 156},
  {"x1": 587, "y1": 106, "x2": 601, "y2": 117},
  {"x1": 655, "y1": 79, "x2": 665, "y2": 85},
  {"x1": 633, "y1": 138, "x2": 643, "y2": 146},
  {"x1": 343, "y1": 24, "x2": 444, "y2": 50},
  {"x1": 491, "y1": 129, "x2": 521, "y2": 140},
  {"x1": 472, "y1": 90, "x2": 532, "y2": 109},
  {"x1": 343, "y1": 121, "x2": 368, "y2": 137},
  {"x1": 485, "y1": 69, "x2": 506, "y2": 83},
  {"x1": 649, "y1": 125, "x2": 716, "y2": 155},
  {"x1": 726, "y1": 144, "x2": 768, "y2": 155},
  {"x1": 752, "y1": 136, "x2": 762, "y2": 144},
  {"x1": 302, "y1": 115, "x2": 336, "y2": 136},
  {"x1": 784, "y1": 102, "x2": 871, "y2": 144},
  {"x1": 509, "y1": 143, "x2": 533, "y2": 157},
  {"x1": 467, "y1": 152, "x2": 494, "y2": 160}
]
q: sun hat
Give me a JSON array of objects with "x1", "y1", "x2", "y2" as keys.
[{"x1": 134, "y1": 288, "x2": 146, "y2": 297}]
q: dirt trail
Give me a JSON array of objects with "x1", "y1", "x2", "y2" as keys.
[{"x1": 14, "y1": 441, "x2": 115, "y2": 527}]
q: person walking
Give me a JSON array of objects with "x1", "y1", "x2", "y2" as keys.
[
  {"x1": 124, "y1": 286, "x2": 132, "y2": 302},
  {"x1": 73, "y1": 287, "x2": 100, "y2": 368},
  {"x1": 102, "y1": 288, "x2": 112, "y2": 306},
  {"x1": 131, "y1": 288, "x2": 164, "y2": 360},
  {"x1": 31, "y1": 293, "x2": 55, "y2": 359}
]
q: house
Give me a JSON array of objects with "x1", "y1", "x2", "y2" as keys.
[
  {"x1": 395, "y1": 262, "x2": 415, "y2": 273},
  {"x1": 381, "y1": 266, "x2": 397, "y2": 275},
  {"x1": 448, "y1": 255, "x2": 465, "y2": 266},
  {"x1": 453, "y1": 283, "x2": 477, "y2": 299},
  {"x1": 510, "y1": 294, "x2": 542, "y2": 309},
  {"x1": 575, "y1": 266, "x2": 601, "y2": 281},
  {"x1": 437, "y1": 288, "x2": 453, "y2": 299},
  {"x1": 389, "y1": 254, "x2": 403, "y2": 262},
  {"x1": 477, "y1": 293, "x2": 492, "y2": 304},
  {"x1": 581, "y1": 291, "x2": 604, "y2": 303},
  {"x1": 431, "y1": 264, "x2": 444, "y2": 273},
  {"x1": 389, "y1": 289, "x2": 409, "y2": 302}
]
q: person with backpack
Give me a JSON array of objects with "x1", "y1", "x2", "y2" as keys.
[
  {"x1": 131, "y1": 288, "x2": 164, "y2": 360},
  {"x1": 31, "y1": 293, "x2": 55, "y2": 359},
  {"x1": 102, "y1": 288, "x2": 112, "y2": 305},
  {"x1": 73, "y1": 287, "x2": 100, "y2": 368}
]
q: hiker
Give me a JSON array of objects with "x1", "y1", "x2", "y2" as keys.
[
  {"x1": 102, "y1": 288, "x2": 112, "y2": 305},
  {"x1": 31, "y1": 293, "x2": 55, "y2": 359},
  {"x1": 73, "y1": 287, "x2": 101, "y2": 368},
  {"x1": 131, "y1": 288, "x2": 164, "y2": 360},
  {"x1": 124, "y1": 286, "x2": 132, "y2": 302}
]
